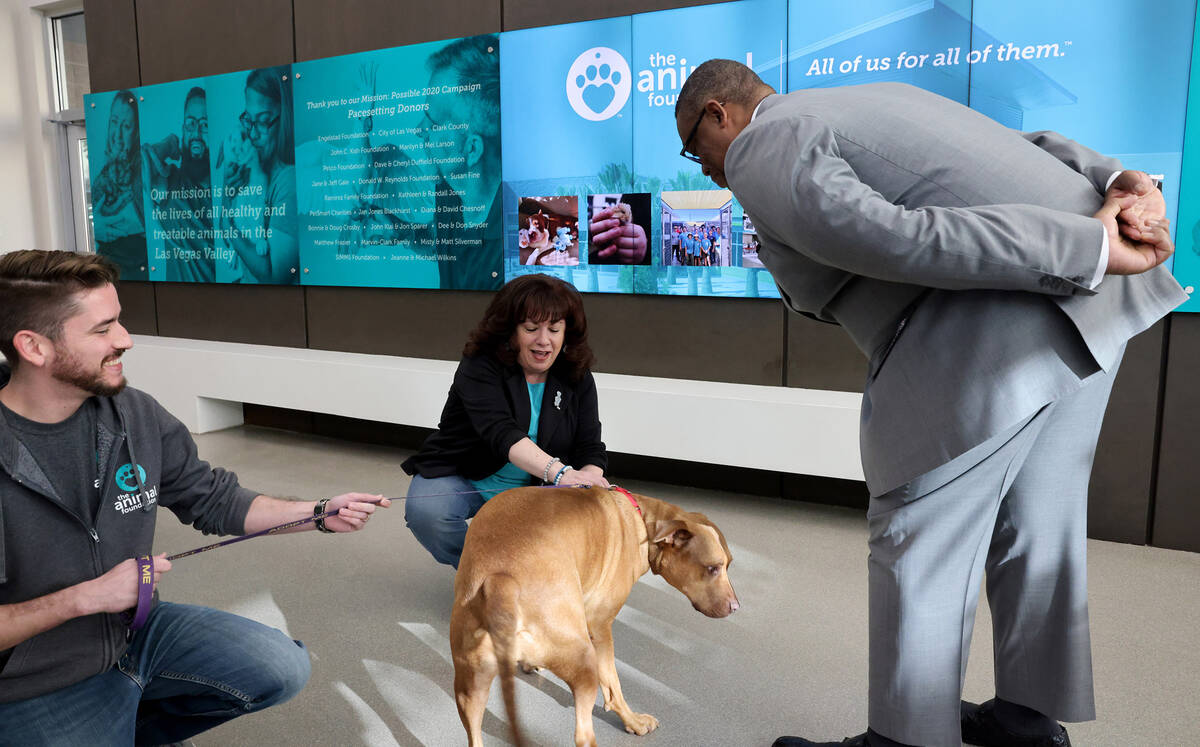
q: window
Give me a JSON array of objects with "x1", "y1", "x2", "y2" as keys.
[
  {"x1": 51, "y1": 12, "x2": 89, "y2": 113},
  {"x1": 46, "y1": 9, "x2": 92, "y2": 252}
]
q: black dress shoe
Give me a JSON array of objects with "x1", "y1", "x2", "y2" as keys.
[
  {"x1": 772, "y1": 733, "x2": 867, "y2": 747},
  {"x1": 961, "y1": 700, "x2": 1071, "y2": 746}
]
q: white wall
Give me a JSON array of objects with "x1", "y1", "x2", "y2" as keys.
[
  {"x1": 123, "y1": 335, "x2": 867, "y2": 481},
  {"x1": 0, "y1": 0, "x2": 75, "y2": 252}
]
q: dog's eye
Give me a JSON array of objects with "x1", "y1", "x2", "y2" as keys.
[{"x1": 706, "y1": 565, "x2": 720, "y2": 576}]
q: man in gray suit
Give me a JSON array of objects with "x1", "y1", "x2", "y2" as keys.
[{"x1": 675, "y1": 60, "x2": 1186, "y2": 747}]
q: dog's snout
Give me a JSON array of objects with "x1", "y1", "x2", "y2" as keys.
[
  {"x1": 714, "y1": 596, "x2": 740, "y2": 618},
  {"x1": 695, "y1": 596, "x2": 740, "y2": 618}
]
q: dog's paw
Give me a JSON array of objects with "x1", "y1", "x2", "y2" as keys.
[
  {"x1": 622, "y1": 712, "x2": 659, "y2": 736},
  {"x1": 518, "y1": 660, "x2": 540, "y2": 674}
]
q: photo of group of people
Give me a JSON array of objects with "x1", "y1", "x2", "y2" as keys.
[
  {"x1": 668, "y1": 224, "x2": 722, "y2": 266},
  {"x1": 660, "y1": 190, "x2": 733, "y2": 268}
]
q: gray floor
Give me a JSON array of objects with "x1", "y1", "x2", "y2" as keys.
[{"x1": 152, "y1": 425, "x2": 1200, "y2": 746}]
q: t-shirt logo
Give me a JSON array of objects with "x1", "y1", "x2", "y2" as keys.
[{"x1": 115, "y1": 463, "x2": 148, "y2": 492}]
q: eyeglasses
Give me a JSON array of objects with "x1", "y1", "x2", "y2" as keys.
[
  {"x1": 239, "y1": 111, "x2": 279, "y2": 136},
  {"x1": 679, "y1": 103, "x2": 722, "y2": 164},
  {"x1": 184, "y1": 116, "x2": 209, "y2": 134}
]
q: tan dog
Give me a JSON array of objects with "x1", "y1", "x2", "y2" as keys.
[{"x1": 450, "y1": 486, "x2": 739, "y2": 747}]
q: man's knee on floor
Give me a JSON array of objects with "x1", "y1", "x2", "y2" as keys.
[{"x1": 248, "y1": 635, "x2": 311, "y2": 709}]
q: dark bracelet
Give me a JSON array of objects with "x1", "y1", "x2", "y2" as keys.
[
  {"x1": 553, "y1": 464, "x2": 571, "y2": 485},
  {"x1": 314, "y1": 498, "x2": 335, "y2": 533}
]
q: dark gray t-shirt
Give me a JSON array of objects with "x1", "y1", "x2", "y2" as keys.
[{"x1": 0, "y1": 398, "x2": 101, "y2": 522}]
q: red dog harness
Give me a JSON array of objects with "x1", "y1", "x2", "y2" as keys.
[{"x1": 611, "y1": 486, "x2": 642, "y2": 515}]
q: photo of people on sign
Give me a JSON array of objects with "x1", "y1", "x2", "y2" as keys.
[
  {"x1": 207, "y1": 64, "x2": 300, "y2": 284},
  {"x1": 586, "y1": 192, "x2": 652, "y2": 265},
  {"x1": 139, "y1": 78, "x2": 217, "y2": 283},
  {"x1": 660, "y1": 190, "x2": 732, "y2": 267},
  {"x1": 293, "y1": 34, "x2": 502, "y2": 290},
  {"x1": 517, "y1": 195, "x2": 579, "y2": 266},
  {"x1": 85, "y1": 89, "x2": 148, "y2": 281}
]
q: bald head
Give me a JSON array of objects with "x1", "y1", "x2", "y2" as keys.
[{"x1": 676, "y1": 59, "x2": 774, "y2": 122}]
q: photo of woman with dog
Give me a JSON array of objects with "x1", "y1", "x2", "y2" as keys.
[{"x1": 400, "y1": 273, "x2": 611, "y2": 567}]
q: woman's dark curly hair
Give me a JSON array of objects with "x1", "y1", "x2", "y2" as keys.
[{"x1": 464, "y1": 273, "x2": 595, "y2": 381}]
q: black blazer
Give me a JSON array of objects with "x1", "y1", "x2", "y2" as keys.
[{"x1": 401, "y1": 353, "x2": 607, "y2": 481}]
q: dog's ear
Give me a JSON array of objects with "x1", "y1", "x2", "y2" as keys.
[{"x1": 652, "y1": 520, "x2": 692, "y2": 546}]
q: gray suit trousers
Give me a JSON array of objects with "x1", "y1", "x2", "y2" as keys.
[{"x1": 866, "y1": 356, "x2": 1119, "y2": 746}]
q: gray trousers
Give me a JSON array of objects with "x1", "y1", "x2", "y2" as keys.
[{"x1": 866, "y1": 362, "x2": 1118, "y2": 747}]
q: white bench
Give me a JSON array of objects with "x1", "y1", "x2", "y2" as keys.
[{"x1": 126, "y1": 335, "x2": 865, "y2": 481}]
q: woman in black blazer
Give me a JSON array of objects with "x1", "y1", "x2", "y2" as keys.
[{"x1": 401, "y1": 274, "x2": 610, "y2": 567}]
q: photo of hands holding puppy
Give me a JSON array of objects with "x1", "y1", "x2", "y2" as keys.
[{"x1": 587, "y1": 192, "x2": 652, "y2": 265}]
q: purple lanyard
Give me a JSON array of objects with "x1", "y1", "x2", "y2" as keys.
[
  {"x1": 120, "y1": 484, "x2": 592, "y2": 630},
  {"x1": 119, "y1": 556, "x2": 155, "y2": 631}
]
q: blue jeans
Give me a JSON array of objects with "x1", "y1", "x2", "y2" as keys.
[
  {"x1": 404, "y1": 473, "x2": 487, "y2": 568},
  {"x1": 0, "y1": 602, "x2": 311, "y2": 746}
]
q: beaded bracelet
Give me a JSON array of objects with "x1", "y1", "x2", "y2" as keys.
[
  {"x1": 543, "y1": 457, "x2": 561, "y2": 483},
  {"x1": 552, "y1": 463, "x2": 571, "y2": 485}
]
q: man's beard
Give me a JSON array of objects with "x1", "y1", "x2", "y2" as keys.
[
  {"x1": 107, "y1": 134, "x2": 132, "y2": 165},
  {"x1": 182, "y1": 144, "x2": 210, "y2": 183},
  {"x1": 51, "y1": 348, "x2": 127, "y2": 397}
]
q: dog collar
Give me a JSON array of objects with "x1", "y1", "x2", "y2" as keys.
[{"x1": 611, "y1": 486, "x2": 642, "y2": 515}]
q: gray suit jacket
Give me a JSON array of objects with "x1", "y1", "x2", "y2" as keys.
[{"x1": 725, "y1": 84, "x2": 1187, "y2": 495}]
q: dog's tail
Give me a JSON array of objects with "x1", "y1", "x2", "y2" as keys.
[{"x1": 482, "y1": 573, "x2": 525, "y2": 747}]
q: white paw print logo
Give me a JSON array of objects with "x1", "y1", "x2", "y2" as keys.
[{"x1": 566, "y1": 47, "x2": 631, "y2": 122}]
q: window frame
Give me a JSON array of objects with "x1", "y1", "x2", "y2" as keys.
[{"x1": 42, "y1": 4, "x2": 90, "y2": 253}]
